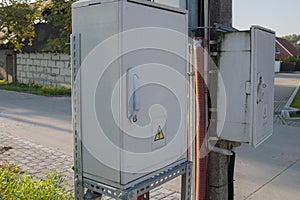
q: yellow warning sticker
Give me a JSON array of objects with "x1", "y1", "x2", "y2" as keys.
[{"x1": 154, "y1": 126, "x2": 165, "y2": 141}]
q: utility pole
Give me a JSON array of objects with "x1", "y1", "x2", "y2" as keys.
[
  {"x1": 189, "y1": 1, "x2": 239, "y2": 200},
  {"x1": 205, "y1": 1, "x2": 241, "y2": 200}
]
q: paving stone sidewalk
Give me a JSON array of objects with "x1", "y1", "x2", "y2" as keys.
[
  {"x1": 0, "y1": 131, "x2": 180, "y2": 199},
  {"x1": 0, "y1": 132, "x2": 74, "y2": 188}
]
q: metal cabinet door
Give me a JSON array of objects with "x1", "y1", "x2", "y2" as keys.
[
  {"x1": 251, "y1": 26, "x2": 275, "y2": 147},
  {"x1": 120, "y1": 1, "x2": 188, "y2": 184}
]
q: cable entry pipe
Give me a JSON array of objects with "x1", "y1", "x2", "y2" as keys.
[{"x1": 194, "y1": 37, "x2": 207, "y2": 200}]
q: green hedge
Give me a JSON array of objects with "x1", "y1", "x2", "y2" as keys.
[
  {"x1": 280, "y1": 56, "x2": 300, "y2": 71},
  {"x1": 296, "y1": 60, "x2": 300, "y2": 71}
]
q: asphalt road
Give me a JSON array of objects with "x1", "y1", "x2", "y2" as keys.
[
  {"x1": 0, "y1": 90, "x2": 72, "y2": 155},
  {"x1": 235, "y1": 72, "x2": 300, "y2": 200}
]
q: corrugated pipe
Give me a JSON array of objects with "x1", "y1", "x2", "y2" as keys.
[{"x1": 194, "y1": 37, "x2": 207, "y2": 200}]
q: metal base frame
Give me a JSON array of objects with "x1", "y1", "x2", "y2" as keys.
[{"x1": 82, "y1": 161, "x2": 192, "y2": 200}]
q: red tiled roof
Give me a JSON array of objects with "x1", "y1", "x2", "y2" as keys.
[{"x1": 276, "y1": 37, "x2": 300, "y2": 57}]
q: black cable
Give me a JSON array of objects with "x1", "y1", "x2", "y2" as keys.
[{"x1": 228, "y1": 151, "x2": 236, "y2": 200}]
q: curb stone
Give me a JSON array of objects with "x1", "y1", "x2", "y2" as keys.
[{"x1": 281, "y1": 83, "x2": 300, "y2": 120}]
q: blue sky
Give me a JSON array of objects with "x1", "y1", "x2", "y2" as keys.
[{"x1": 233, "y1": 0, "x2": 300, "y2": 36}]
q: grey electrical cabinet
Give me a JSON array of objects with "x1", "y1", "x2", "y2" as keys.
[
  {"x1": 72, "y1": 0, "x2": 188, "y2": 189},
  {"x1": 217, "y1": 26, "x2": 275, "y2": 147}
]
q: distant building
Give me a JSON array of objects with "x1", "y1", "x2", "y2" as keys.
[{"x1": 275, "y1": 37, "x2": 300, "y2": 60}]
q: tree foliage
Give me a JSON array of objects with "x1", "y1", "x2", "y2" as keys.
[
  {"x1": 45, "y1": 0, "x2": 75, "y2": 54},
  {"x1": 283, "y1": 34, "x2": 300, "y2": 51},
  {"x1": 0, "y1": 0, "x2": 50, "y2": 52},
  {"x1": 0, "y1": 0, "x2": 75, "y2": 54}
]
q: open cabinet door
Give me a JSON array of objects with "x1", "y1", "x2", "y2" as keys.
[{"x1": 251, "y1": 26, "x2": 275, "y2": 147}]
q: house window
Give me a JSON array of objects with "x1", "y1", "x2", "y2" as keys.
[{"x1": 275, "y1": 47, "x2": 281, "y2": 55}]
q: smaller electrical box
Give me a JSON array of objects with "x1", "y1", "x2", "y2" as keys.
[{"x1": 217, "y1": 26, "x2": 275, "y2": 147}]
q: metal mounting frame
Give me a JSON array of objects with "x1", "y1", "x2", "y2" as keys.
[
  {"x1": 83, "y1": 161, "x2": 192, "y2": 200},
  {"x1": 72, "y1": 33, "x2": 84, "y2": 200}
]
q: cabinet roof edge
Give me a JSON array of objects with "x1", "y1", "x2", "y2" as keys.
[
  {"x1": 72, "y1": 0, "x2": 188, "y2": 14},
  {"x1": 72, "y1": 0, "x2": 118, "y2": 9}
]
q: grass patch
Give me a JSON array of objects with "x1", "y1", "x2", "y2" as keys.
[
  {"x1": 0, "y1": 82, "x2": 71, "y2": 96},
  {"x1": 290, "y1": 87, "x2": 300, "y2": 109},
  {"x1": 0, "y1": 165, "x2": 73, "y2": 200}
]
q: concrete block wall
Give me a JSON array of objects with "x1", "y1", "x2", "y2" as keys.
[
  {"x1": 17, "y1": 53, "x2": 71, "y2": 88},
  {"x1": 0, "y1": 50, "x2": 6, "y2": 80}
]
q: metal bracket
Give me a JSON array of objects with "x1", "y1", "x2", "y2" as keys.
[
  {"x1": 83, "y1": 162, "x2": 192, "y2": 200},
  {"x1": 181, "y1": 162, "x2": 193, "y2": 200},
  {"x1": 189, "y1": 23, "x2": 238, "y2": 33},
  {"x1": 72, "y1": 33, "x2": 84, "y2": 200}
]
